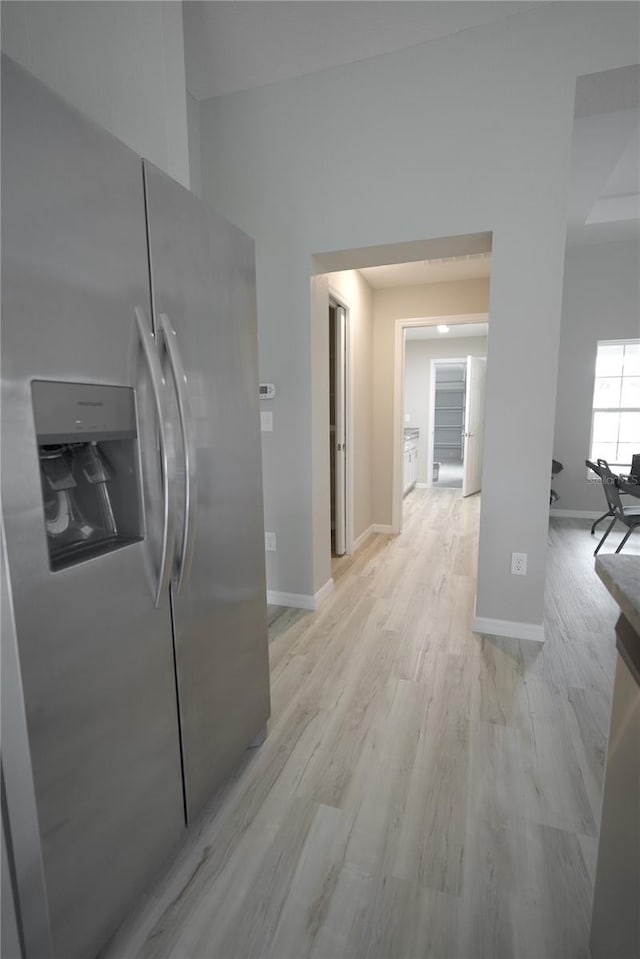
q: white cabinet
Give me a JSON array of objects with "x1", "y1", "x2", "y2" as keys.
[{"x1": 402, "y1": 430, "x2": 418, "y2": 496}]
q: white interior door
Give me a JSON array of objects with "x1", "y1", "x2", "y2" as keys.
[
  {"x1": 335, "y1": 306, "x2": 347, "y2": 554},
  {"x1": 462, "y1": 355, "x2": 487, "y2": 497}
]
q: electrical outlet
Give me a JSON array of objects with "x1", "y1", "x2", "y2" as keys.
[
  {"x1": 265, "y1": 532, "x2": 276, "y2": 552},
  {"x1": 511, "y1": 552, "x2": 527, "y2": 576}
]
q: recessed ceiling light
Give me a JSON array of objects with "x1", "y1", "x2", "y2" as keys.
[{"x1": 437, "y1": 324, "x2": 449, "y2": 333}]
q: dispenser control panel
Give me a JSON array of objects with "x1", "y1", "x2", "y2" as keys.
[{"x1": 32, "y1": 380, "x2": 137, "y2": 443}]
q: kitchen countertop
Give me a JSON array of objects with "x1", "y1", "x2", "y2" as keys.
[{"x1": 596, "y1": 554, "x2": 640, "y2": 683}]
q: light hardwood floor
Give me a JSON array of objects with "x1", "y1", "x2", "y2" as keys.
[{"x1": 105, "y1": 489, "x2": 637, "y2": 959}]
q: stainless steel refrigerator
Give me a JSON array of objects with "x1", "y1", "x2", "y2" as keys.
[{"x1": 1, "y1": 55, "x2": 270, "y2": 959}]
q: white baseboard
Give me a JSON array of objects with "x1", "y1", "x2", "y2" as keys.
[
  {"x1": 416, "y1": 482, "x2": 429, "y2": 489},
  {"x1": 314, "y1": 578, "x2": 335, "y2": 608},
  {"x1": 267, "y1": 590, "x2": 315, "y2": 610},
  {"x1": 550, "y1": 509, "x2": 602, "y2": 520},
  {"x1": 351, "y1": 525, "x2": 375, "y2": 553},
  {"x1": 472, "y1": 616, "x2": 545, "y2": 643},
  {"x1": 267, "y1": 578, "x2": 334, "y2": 611},
  {"x1": 350, "y1": 525, "x2": 396, "y2": 553}
]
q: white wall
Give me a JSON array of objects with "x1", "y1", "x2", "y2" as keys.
[
  {"x1": 373, "y1": 279, "x2": 490, "y2": 524},
  {"x1": 405, "y1": 336, "x2": 489, "y2": 484},
  {"x1": 552, "y1": 237, "x2": 640, "y2": 513},
  {"x1": 1, "y1": 1, "x2": 190, "y2": 188},
  {"x1": 198, "y1": 3, "x2": 639, "y2": 628}
]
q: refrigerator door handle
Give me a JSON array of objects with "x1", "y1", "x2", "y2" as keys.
[
  {"x1": 158, "y1": 312, "x2": 197, "y2": 593},
  {"x1": 134, "y1": 307, "x2": 176, "y2": 607}
]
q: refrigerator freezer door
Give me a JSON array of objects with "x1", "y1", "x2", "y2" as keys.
[
  {"x1": 144, "y1": 161, "x2": 271, "y2": 823},
  {"x1": 1, "y1": 57, "x2": 184, "y2": 959}
]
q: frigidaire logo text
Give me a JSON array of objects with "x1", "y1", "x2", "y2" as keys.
[{"x1": 77, "y1": 400, "x2": 103, "y2": 407}]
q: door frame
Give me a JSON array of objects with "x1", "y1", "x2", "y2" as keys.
[
  {"x1": 329, "y1": 288, "x2": 354, "y2": 554},
  {"x1": 392, "y1": 313, "x2": 488, "y2": 533}
]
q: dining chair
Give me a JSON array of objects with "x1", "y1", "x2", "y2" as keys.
[
  {"x1": 592, "y1": 459, "x2": 640, "y2": 555},
  {"x1": 586, "y1": 459, "x2": 616, "y2": 534}
]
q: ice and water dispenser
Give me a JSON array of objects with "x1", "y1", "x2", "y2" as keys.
[{"x1": 32, "y1": 381, "x2": 143, "y2": 570}]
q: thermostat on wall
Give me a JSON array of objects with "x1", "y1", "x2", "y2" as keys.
[{"x1": 259, "y1": 383, "x2": 276, "y2": 400}]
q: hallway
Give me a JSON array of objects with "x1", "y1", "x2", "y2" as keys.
[
  {"x1": 107, "y1": 489, "x2": 628, "y2": 959},
  {"x1": 432, "y1": 461, "x2": 463, "y2": 489}
]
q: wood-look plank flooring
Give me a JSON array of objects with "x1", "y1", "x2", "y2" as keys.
[{"x1": 105, "y1": 490, "x2": 638, "y2": 959}]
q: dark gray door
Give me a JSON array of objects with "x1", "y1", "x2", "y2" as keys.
[
  {"x1": 144, "y1": 161, "x2": 271, "y2": 823},
  {"x1": 1, "y1": 58, "x2": 184, "y2": 959}
]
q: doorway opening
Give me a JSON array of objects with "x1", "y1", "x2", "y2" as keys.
[
  {"x1": 397, "y1": 316, "x2": 489, "y2": 529},
  {"x1": 431, "y1": 358, "x2": 468, "y2": 489},
  {"x1": 311, "y1": 232, "x2": 492, "y2": 608}
]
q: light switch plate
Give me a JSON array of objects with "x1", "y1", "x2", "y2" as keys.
[{"x1": 260, "y1": 411, "x2": 273, "y2": 432}]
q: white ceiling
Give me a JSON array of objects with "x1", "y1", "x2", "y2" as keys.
[
  {"x1": 405, "y1": 322, "x2": 488, "y2": 340},
  {"x1": 183, "y1": 1, "x2": 543, "y2": 101},
  {"x1": 567, "y1": 65, "x2": 640, "y2": 247},
  {"x1": 360, "y1": 253, "x2": 491, "y2": 289}
]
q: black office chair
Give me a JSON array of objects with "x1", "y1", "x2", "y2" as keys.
[{"x1": 592, "y1": 458, "x2": 640, "y2": 555}]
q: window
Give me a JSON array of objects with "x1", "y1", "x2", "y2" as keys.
[{"x1": 589, "y1": 340, "x2": 640, "y2": 470}]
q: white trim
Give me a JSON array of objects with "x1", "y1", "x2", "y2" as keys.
[
  {"x1": 415, "y1": 482, "x2": 429, "y2": 489},
  {"x1": 352, "y1": 524, "x2": 395, "y2": 550},
  {"x1": 329, "y1": 287, "x2": 354, "y2": 555},
  {"x1": 352, "y1": 525, "x2": 375, "y2": 552},
  {"x1": 427, "y1": 358, "x2": 436, "y2": 487},
  {"x1": 314, "y1": 577, "x2": 335, "y2": 607},
  {"x1": 346, "y1": 302, "x2": 354, "y2": 554},
  {"x1": 267, "y1": 590, "x2": 316, "y2": 610},
  {"x1": 267, "y1": 578, "x2": 335, "y2": 611},
  {"x1": 550, "y1": 509, "x2": 603, "y2": 519},
  {"x1": 392, "y1": 314, "x2": 488, "y2": 532},
  {"x1": 392, "y1": 322, "x2": 406, "y2": 532},
  {"x1": 472, "y1": 616, "x2": 545, "y2": 643}
]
